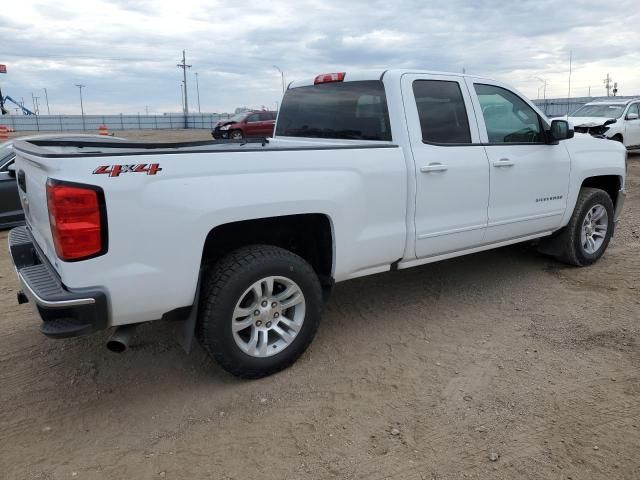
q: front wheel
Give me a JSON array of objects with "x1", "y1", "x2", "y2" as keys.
[
  {"x1": 230, "y1": 130, "x2": 244, "y2": 140},
  {"x1": 197, "y1": 245, "x2": 322, "y2": 379},
  {"x1": 553, "y1": 187, "x2": 614, "y2": 266}
]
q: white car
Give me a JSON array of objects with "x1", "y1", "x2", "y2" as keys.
[
  {"x1": 568, "y1": 99, "x2": 640, "y2": 150},
  {"x1": 8, "y1": 69, "x2": 627, "y2": 379}
]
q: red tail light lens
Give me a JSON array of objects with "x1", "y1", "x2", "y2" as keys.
[
  {"x1": 46, "y1": 180, "x2": 107, "y2": 261},
  {"x1": 314, "y1": 72, "x2": 346, "y2": 85}
]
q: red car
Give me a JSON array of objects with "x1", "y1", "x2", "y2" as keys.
[{"x1": 212, "y1": 110, "x2": 277, "y2": 140}]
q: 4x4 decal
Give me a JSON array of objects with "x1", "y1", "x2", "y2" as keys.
[{"x1": 93, "y1": 164, "x2": 162, "y2": 177}]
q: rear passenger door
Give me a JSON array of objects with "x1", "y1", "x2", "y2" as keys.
[
  {"x1": 466, "y1": 80, "x2": 571, "y2": 243},
  {"x1": 401, "y1": 74, "x2": 490, "y2": 258},
  {"x1": 259, "y1": 112, "x2": 276, "y2": 137}
]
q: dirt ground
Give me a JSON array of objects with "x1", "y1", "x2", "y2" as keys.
[{"x1": 1, "y1": 130, "x2": 638, "y2": 480}]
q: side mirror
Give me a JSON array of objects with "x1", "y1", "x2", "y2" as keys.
[
  {"x1": 550, "y1": 119, "x2": 574, "y2": 141},
  {"x1": 7, "y1": 163, "x2": 16, "y2": 178},
  {"x1": 626, "y1": 113, "x2": 639, "y2": 121}
]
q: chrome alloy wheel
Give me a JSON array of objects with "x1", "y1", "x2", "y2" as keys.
[
  {"x1": 580, "y1": 204, "x2": 609, "y2": 254},
  {"x1": 231, "y1": 276, "x2": 306, "y2": 358}
]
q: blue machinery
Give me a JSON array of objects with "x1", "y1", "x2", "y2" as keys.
[{"x1": 0, "y1": 94, "x2": 35, "y2": 115}]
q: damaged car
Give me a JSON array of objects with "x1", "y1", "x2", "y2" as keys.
[
  {"x1": 211, "y1": 110, "x2": 277, "y2": 140},
  {"x1": 568, "y1": 99, "x2": 640, "y2": 150}
]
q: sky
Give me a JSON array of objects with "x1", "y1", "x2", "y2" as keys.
[{"x1": 1, "y1": 0, "x2": 639, "y2": 115}]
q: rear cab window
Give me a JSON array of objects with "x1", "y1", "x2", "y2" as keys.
[{"x1": 275, "y1": 80, "x2": 392, "y2": 141}]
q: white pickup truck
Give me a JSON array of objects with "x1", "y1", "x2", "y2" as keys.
[{"x1": 9, "y1": 69, "x2": 627, "y2": 378}]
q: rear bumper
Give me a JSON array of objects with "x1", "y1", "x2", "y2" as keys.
[{"x1": 9, "y1": 226, "x2": 109, "y2": 338}]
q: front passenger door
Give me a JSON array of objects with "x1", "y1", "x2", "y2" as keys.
[
  {"x1": 467, "y1": 80, "x2": 571, "y2": 243},
  {"x1": 244, "y1": 113, "x2": 262, "y2": 137},
  {"x1": 624, "y1": 103, "x2": 640, "y2": 148}
]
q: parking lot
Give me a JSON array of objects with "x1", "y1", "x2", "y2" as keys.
[{"x1": 0, "y1": 131, "x2": 638, "y2": 480}]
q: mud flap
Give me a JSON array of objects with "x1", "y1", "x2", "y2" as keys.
[{"x1": 175, "y1": 272, "x2": 202, "y2": 353}]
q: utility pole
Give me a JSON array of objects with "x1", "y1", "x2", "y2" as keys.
[
  {"x1": 566, "y1": 50, "x2": 572, "y2": 118},
  {"x1": 273, "y1": 65, "x2": 285, "y2": 95},
  {"x1": 75, "y1": 84, "x2": 86, "y2": 116},
  {"x1": 31, "y1": 93, "x2": 40, "y2": 115},
  {"x1": 603, "y1": 73, "x2": 612, "y2": 97},
  {"x1": 145, "y1": 105, "x2": 149, "y2": 115},
  {"x1": 75, "y1": 84, "x2": 86, "y2": 130},
  {"x1": 536, "y1": 77, "x2": 548, "y2": 100},
  {"x1": 44, "y1": 88, "x2": 51, "y2": 115},
  {"x1": 176, "y1": 50, "x2": 191, "y2": 114},
  {"x1": 613, "y1": 82, "x2": 618, "y2": 96},
  {"x1": 195, "y1": 72, "x2": 201, "y2": 113},
  {"x1": 180, "y1": 82, "x2": 184, "y2": 113}
]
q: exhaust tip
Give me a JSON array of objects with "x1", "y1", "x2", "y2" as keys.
[
  {"x1": 106, "y1": 324, "x2": 137, "y2": 353},
  {"x1": 106, "y1": 339, "x2": 127, "y2": 353}
]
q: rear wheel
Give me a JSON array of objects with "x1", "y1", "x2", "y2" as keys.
[
  {"x1": 197, "y1": 245, "x2": 322, "y2": 378},
  {"x1": 552, "y1": 187, "x2": 614, "y2": 266}
]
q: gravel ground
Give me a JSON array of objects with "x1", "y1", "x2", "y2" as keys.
[{"x1": 1, "y1": 130, "x2": 638, "y2": 480}]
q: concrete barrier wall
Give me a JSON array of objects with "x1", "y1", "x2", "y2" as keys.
[{"x1": 0, "y1": 113, "x2": 233, "y2": 132}]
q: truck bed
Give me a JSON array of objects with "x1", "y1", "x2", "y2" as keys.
[{"x1": 12, "y1": 137, "x2": 398, "y2": 158}]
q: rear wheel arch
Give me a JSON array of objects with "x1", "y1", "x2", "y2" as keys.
[{"x1": 201, "y1": 213, "x2": 335, "y2": 286}]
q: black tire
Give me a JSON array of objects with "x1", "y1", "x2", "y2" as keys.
[
  {"x1": 230, "y1": 130, "x2": 244, "y2": 140},
  {"x1": 553, "y1": 187, "x2": 614, "y2": 266},
  {"x1": 197, "y1": 245, "x2": 322, "y2": 379}
]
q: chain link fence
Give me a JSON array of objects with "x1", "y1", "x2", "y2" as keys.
[{"x1": 0, "y1": 113, "x2": 234, "y2": 132}]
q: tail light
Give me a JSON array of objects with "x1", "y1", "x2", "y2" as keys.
[
  {"x1": 314, "y1": 72, "x2": 345, "y2": 85},
  {"x1": 46, "y1": 179, "x2": 108, "y2": 261}
]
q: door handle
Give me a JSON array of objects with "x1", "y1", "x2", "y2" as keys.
[
  {"x1": 420, "y1": 163, "x2": 448, "y2": 173},
  {"x1": 493, "y1": 158, "x2": 515, "y2": 167}
]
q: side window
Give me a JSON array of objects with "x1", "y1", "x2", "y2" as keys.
[
  {"x1": 412, "y1": 80, "x2": 471, "y2": 144},
  {"x1": 246, "y1": 114, "x2": 260, "y2": 123},
  {"x1": 474, "y1": 84, "x2": 544, "y2": 143},
  {"x1": 627, "y1": 104, "x2": 639, "y2": 119},
  {"x1": 259, "y1": 112, "x2": 273, "y2": 121}
]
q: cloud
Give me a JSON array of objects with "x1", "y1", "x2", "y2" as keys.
[{"x1": 0, "y1": 0, "x2": 638, "y2": 115}]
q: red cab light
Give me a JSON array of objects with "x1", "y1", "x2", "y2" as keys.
[
  {"x1": 314, "y1": 72, "x2": 346, "y2": 85},
  {"x1": 46, "y1": 179, "x2": 107, "y2": 261}
]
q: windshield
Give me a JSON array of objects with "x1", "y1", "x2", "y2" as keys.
[
  {"x1": 571, "y1": 104, "x2": 625, "y2": 118},
  {"x1": 0, "y1": 142, "x2": 13, "y2": 164},
  {"x1": 275, "y1": 80, "x2": 392, "y2": 141},
  {"x1": 227, "y1": 113, "x2": 248, "y2": 123}
]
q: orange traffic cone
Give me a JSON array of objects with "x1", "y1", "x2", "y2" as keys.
[
  {"x1": 98, "y1": 124, "x2": 109, "y2": 136},
  {"x1": 0, "y1": 125, "x2": 8, "y2": 140}
]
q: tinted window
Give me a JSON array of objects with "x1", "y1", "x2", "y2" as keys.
[
  {"x1": 474, "y1": 84, "x2": 544, "y2": 143},
  {"x1": 246, "y1": 114, "x2": 260, "y2": 123},
  {"x1": 259, "y1": 112, "x2": 274, "y2": 121},
  {"x1": 275, "y1": 80, "x2": 391, "y2": 141},
  {"x1": 412, "y1": 80, "x2": 471, "y2": 144}
]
